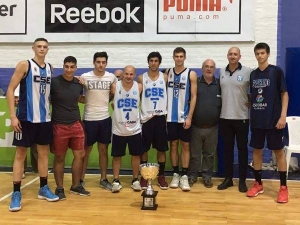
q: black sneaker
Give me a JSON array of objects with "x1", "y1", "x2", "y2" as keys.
[
  {"x1": 70, "y1": 185, "x2": 90, "y2": 196},
  {"x1": 203, "y1": 179, "x2": 213, "y2": 188},
  {"x1": 55, "y1": 188, "x2": 66, "y2": 201},
  {"x1": 239, "y1": 181, "x2": 248, "y2": 193}
]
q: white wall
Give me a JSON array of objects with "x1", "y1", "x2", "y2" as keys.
[{"x1": 0, "y1": 0, "x2": 278, "y2": 70}]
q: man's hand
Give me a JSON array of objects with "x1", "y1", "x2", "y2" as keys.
[
  {"x1": 276, "y1": 116, "x2": 286, "y2": 129},
  {"x1": 183, "y1": 117, "x2": 191, "y2": 129},
  {"x1": 10, "y1": 116, "x2": 22, "y2": 133},
  {"x1": 75, "y1": 76, "x2": 85, "y2": 85}
]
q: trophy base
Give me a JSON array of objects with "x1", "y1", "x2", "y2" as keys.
[{"x1": 141, "y1": 191, "x2": 158, "y2": 210}]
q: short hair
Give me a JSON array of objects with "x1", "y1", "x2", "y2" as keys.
[
  {"x1": 147, "y1": 52, "x2": 162, "y2": 64},
  {"x1": 93, "y1": 52, "x2": 108, "y2": 62},
  {"x1": 254, "y1": 42, "x2": 270, "y2": 54},
  {"x1": 173, "y1": 47, "x2": 186, "y2": 56},
  {"x1": 64, "y1": 56, "x2": 77, "y2": 65},
  {"x1": 34, "y1": 38, "x2": 48, "y2": 44}
]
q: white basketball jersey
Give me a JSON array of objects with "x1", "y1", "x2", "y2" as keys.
[
  {"x1": 81, "y1": 71, "x2": 117, "y2": 121},
  {"x1": 167, "y1": 68, "x2": 191, "y2": 123},
  {"x1": 140, "y1": 72, "x2": 167, "y2": 123},
  {"x1": 112, "y1": 81, "x2": 141, "y2": 136}
]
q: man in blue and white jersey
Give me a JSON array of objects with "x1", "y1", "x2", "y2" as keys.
[
  {"x1": 6, "y1": 38, "x2": 59, "y2": 212},
  {"x1": 166, "y1": 47, "x2": 197, "y2": 191},
  {"x1": 138, "y1": 52, "x2": 169, "y2": 190},
  {"x1": 110, "y1": 65, "x2": 143, "y2": 193}
]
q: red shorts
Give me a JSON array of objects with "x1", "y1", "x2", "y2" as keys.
[{"x1": 51, "y1": 121, "x2": 85, "y2": 154}]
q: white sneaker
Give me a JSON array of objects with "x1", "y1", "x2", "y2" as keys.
[
  {"x1": 131, "y1": 180, "x2": 142, "y2": 191},
  {"x1": 170, "y1": 173, "x2": 180, "y2": 188},
  {"x1": 179, "y1": 175, "x2": 191, "y2": 191},
  {"x1": 22, "y1": 173, "x2": 25, "y2": 179},
  {"x1": 111, "y1": 182, "x2": 122, "y2": 193}
]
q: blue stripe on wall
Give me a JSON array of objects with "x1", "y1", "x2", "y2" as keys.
[{"x1": 0, "y1": 68, "x2": 213, "y2": 95}]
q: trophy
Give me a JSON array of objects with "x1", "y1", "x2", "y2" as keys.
[{"x1": 140, "y1": 163, "x2": 159, "y2": 210}]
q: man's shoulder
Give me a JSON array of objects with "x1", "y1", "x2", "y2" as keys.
[
  {"x1": 51, "y1": 75, "x2": 62, "y2": 82},
  {"x1": 81, "y1": 71, "x2": 92, "y2": 77}
]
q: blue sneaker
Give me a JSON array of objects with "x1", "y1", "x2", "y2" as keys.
[
  {"x1": 38, "y1": 185, "x2": 59, "y2": 202},
  {"x1": 9, "y1": 191, "x2": 22, "y2": 212}
]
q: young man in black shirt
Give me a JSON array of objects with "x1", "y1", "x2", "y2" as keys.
[
  {"x1": 247, "y1": 43, "x2": 289, "y2": 203},
  {"x1": 51, "y1": 56, "x2": 90, "y2": 199}
]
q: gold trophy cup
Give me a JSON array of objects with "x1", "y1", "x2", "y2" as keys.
[{"x1": 140, "y1": 163, "x2": 159, "y2": 210}]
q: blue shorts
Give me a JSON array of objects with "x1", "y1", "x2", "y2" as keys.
[
  {"x1": 83, "y1": 117, "x2": 112, "y2": 146},
  {"x1": 167, "y1": 122, "x2": 191, "y2": 142},
  {"x1": 250, "y1": 127, "x2": 285, "y2": 150},
  {"x1": 13, "y1": 121, "x2": 52, "y2": 147},
  {"x1": 111, "y1": 133, "x2": 144, "y2": 157},
  {"x1": 142, "y1": 115, "x2": 168, "y2": 152}
]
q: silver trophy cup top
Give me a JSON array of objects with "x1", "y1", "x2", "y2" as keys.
[{"x1": 140, "y1": 163, "x2": 159, "y2": 180}]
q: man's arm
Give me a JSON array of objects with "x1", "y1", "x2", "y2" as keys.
[
  {"x1": 110, "y1": 82, "x2": 116, "y2": 110},
  {"x1": 78, "y1": 95, "x2": 85, "y2": 103},
  {"x1": 276, "y1": 91, "x2": 289, "y2": 129},
  {"x1": 184, "y1": 70, "x2": 197, "y2": 129},
  {"x1": 7, "y1": 61, "x2": 28, "y2": 132}
]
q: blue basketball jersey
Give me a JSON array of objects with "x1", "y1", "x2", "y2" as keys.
[
  {"x1": 17, "y1": 59, "x2": 51, "y2": 123},
  {"x1": 167, "y1": 68, "x2": 191, "y2": 123}
]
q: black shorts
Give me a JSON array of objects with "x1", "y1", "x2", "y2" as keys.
[
  {"x1": 83, "y1": 117, "x2": 112, "y2": 146},
  {"x1": 250, "y1": 127, "x2": 285, "y2": 150},
  {"x1": 167, "y1": 122, "x2": 191, "y2": 142},
  {"x1": 12, "y1": 121, "x2": 52, "y2": 147},
  {"x1": 111, "y1": 133, "x2": 144, "y2": 157},
  {"x1": 142, "y1": 115, "x2": 168, "y2": 152}
]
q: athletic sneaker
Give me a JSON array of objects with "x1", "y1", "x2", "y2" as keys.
[
  {"x1": 70, "y1": 185, "x2": 90, "y2": 196},
  {"x1": 111, "y1": 181, "x2": 122, "y2": 193},
  {"x1": 188, "y1": 176, "x2": 197, "y2": 187},
  {"x1": 247, "y1": 181, "x2": 264, "y2": 197},
  {"x1": 158, "y1": 175, "x2": 168, "y2": 190},
  {"x1": 140, "y1": 177, "x2": 148, "y2": 190},
  {"x1": 38, "y1": 185, "x2": 59, "y2": 202},
  {"x1": 9, "y1": 191, "x2": 21, "y2": 212},
  {"x1": 277, "y1": 186, "x2": 289, "y2": 203},
  {"x1": 131, "y1": 180, "x2": 142, "y2": 191},
  {"x1": 55, "y1": 188, "x2": 66, "y2": 200},
  {"x1": 170, "y1": 173, "x2": 180, "y2": 188},
  {"x1": 179, "y1": 175, "x2": 191, "y2": 191},
  {"x1": 99, "y1": 179, "x2": 112, "y2": 191}
]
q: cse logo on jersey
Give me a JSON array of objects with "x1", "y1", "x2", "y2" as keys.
[
  {"x1": 145, "y1": 87, "x2": 164, "y2": 98},
  {"x1": 34, "y1": 75, "x2": 50, "y2": 95}
]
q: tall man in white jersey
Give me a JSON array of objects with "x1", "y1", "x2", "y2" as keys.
[
  {"x1": 166, "y1": 47, "x2": 197, "y2": 191},
  {"x1": 138, "y1": 52, "x2": 169, "y2": 190},
  {"x1": 80, "y1": 52, "x2": 117, "y2": 190},
  {"x1": 110, "y1": 65, "x2": 143, "y2": 193},
  {"x1": 6, "y1": 38, "x2": 59, "y2": 212}
]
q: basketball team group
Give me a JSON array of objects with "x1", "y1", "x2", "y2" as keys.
[{"x1": 5, "y1": 38, "x2": 289, "y2": 212}]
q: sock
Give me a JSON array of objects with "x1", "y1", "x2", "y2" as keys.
[
  {"x1": 158, "y1": 162, "x2": 165, "y2": 176},
  {"x1": 113, "y1": 178, "x2": 120, "y2": 183},
  {"x1": 13, "y1": 181, "x2": 21, "y2": 192},
  {"x1": 40, "y1": 177, "x2": 48, "y2": 188},
  {"x1": 173, "y1": 166, "x2": 179, "y2": 174},
  {"x1": 181, "y1": 168, "x2": 188, "y2": 176},
  {"x1": 254, "y1": 170, "x2": 262, "y2": 185},
  {"x1": 279, "y1": 171, "x2": 287, "y2": 186},
  {"x1": 132, "y1": 178, "x2": 138, "y2": 184}
]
